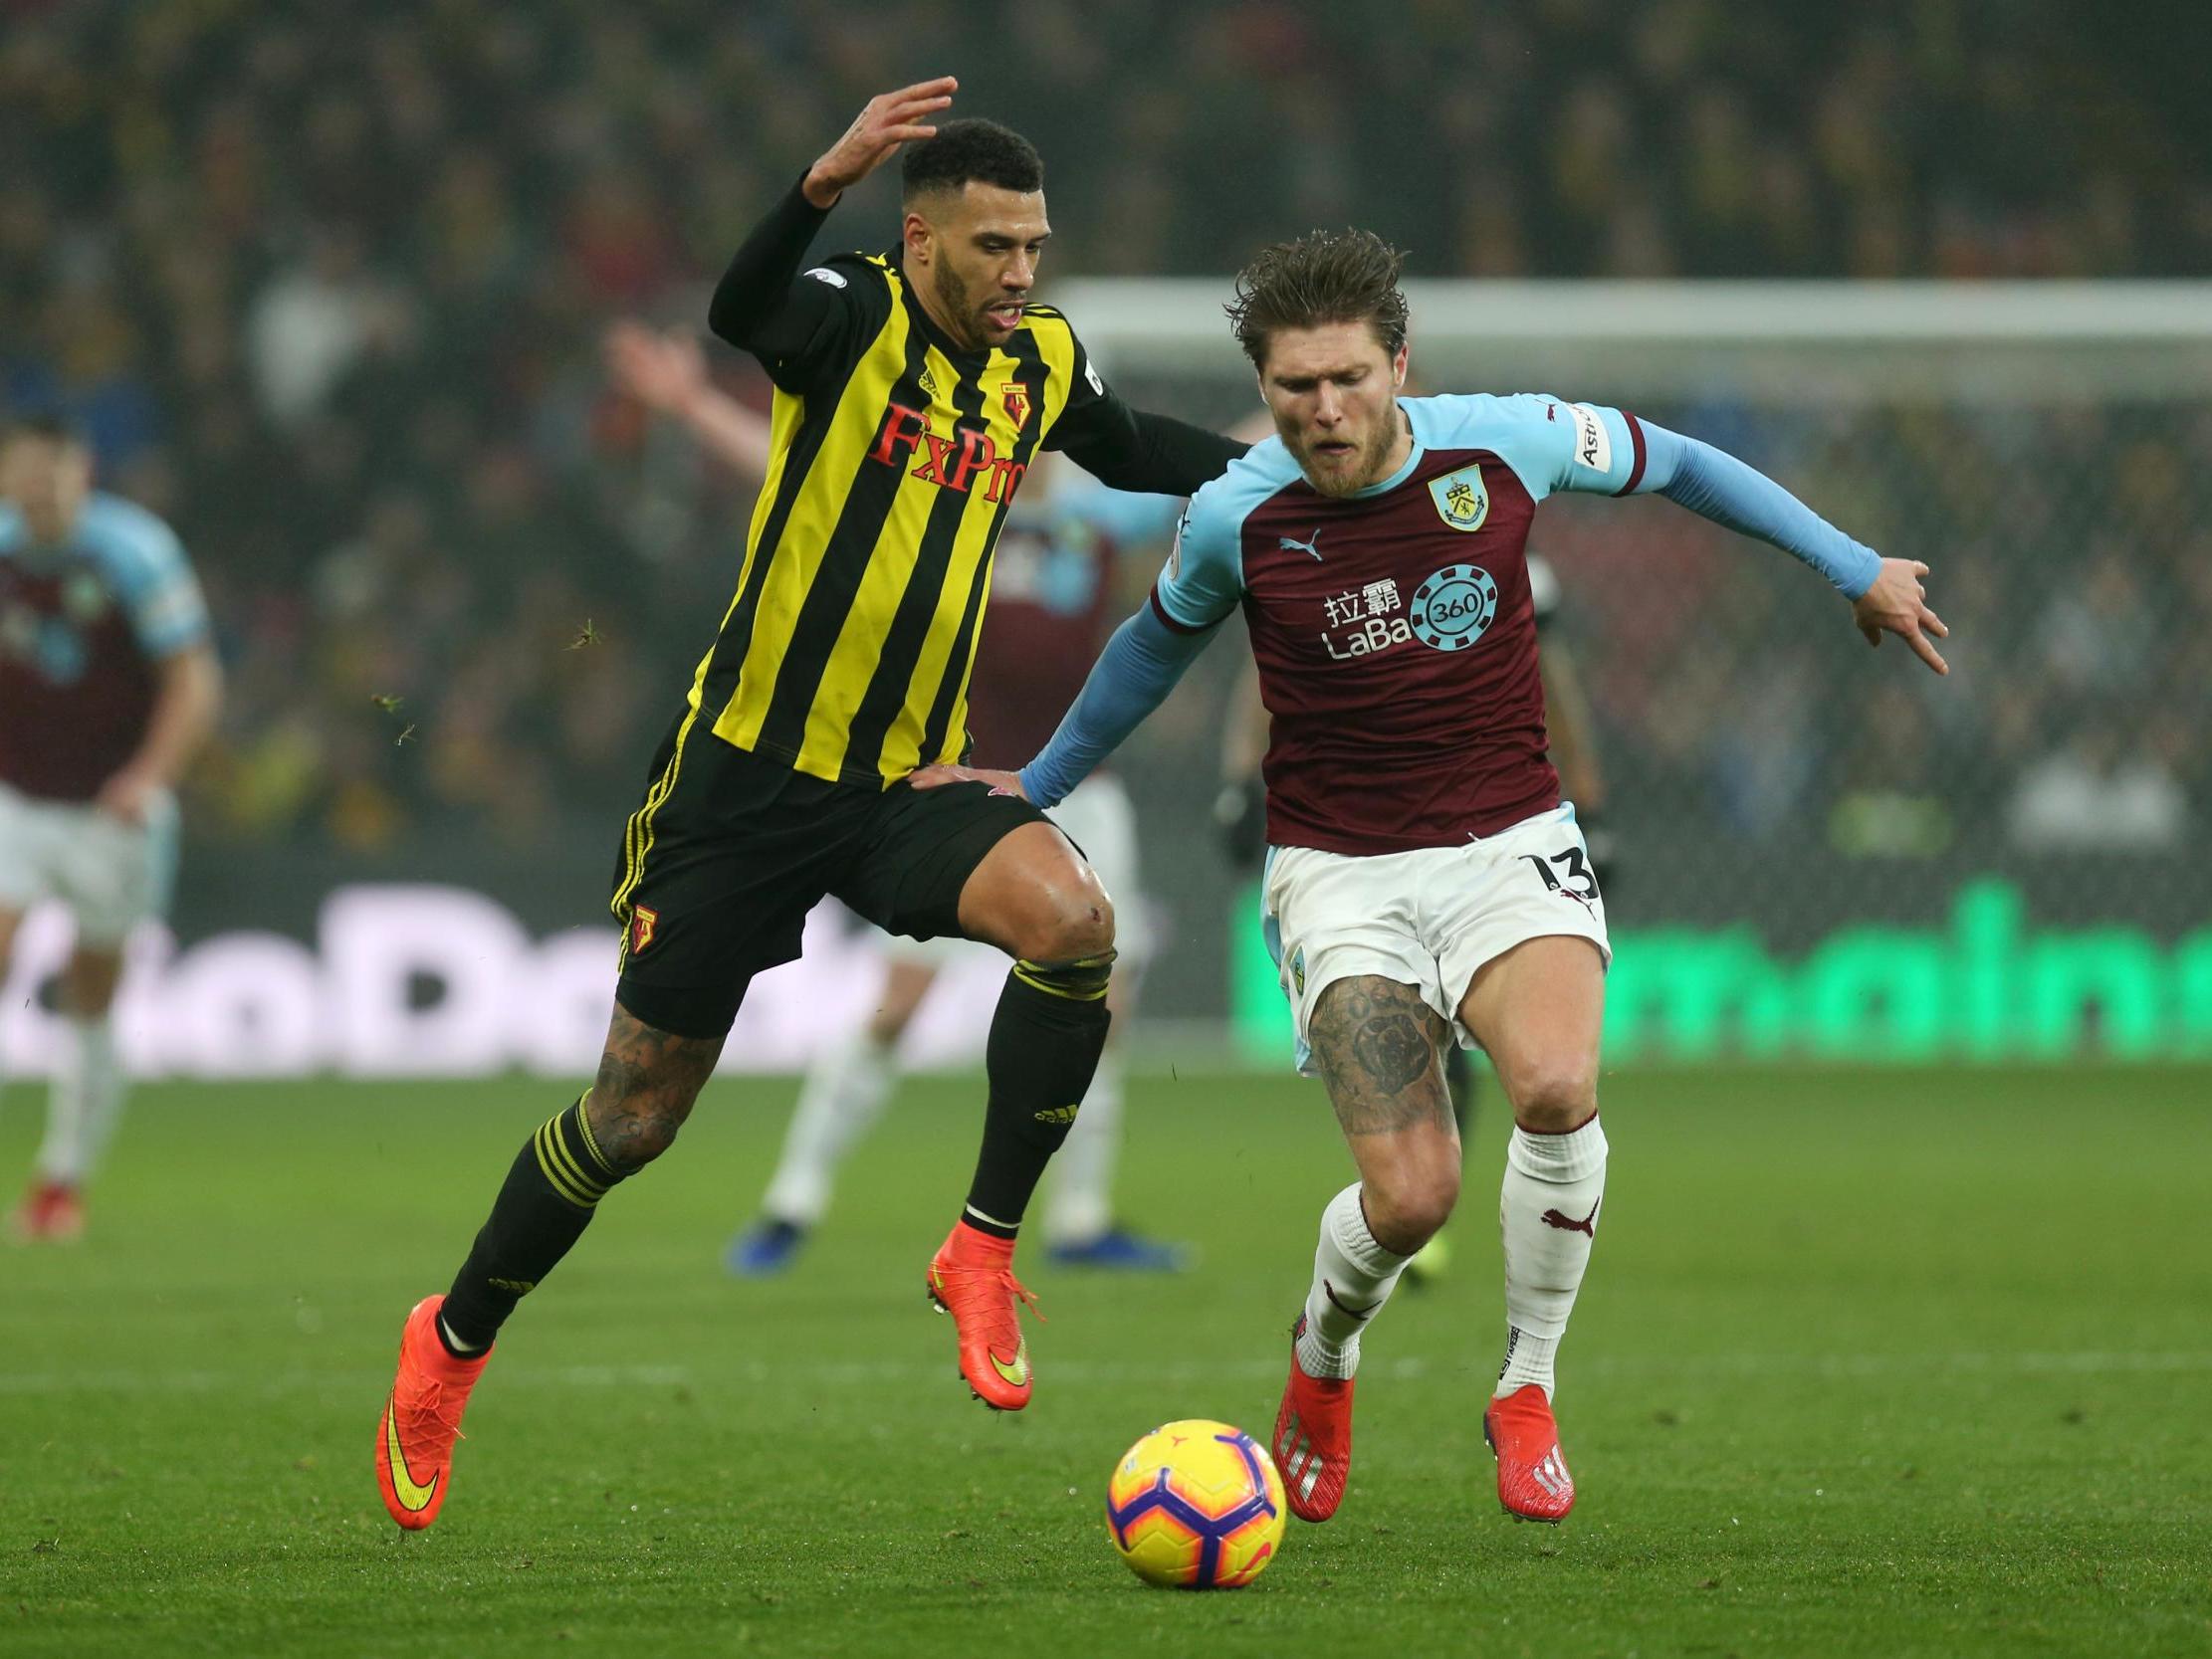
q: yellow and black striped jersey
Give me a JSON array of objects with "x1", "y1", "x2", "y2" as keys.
[{"x1": 686, "y1": 181, "x2": 1243, "y2": 791}]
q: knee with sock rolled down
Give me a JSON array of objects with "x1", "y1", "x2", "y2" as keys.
[
  {"x1": 1503, "y1": 1055, "x2": 1600, "y2": 1137},
  {"x1": 1359, "y1": 1157, "x2": 1461, "y2": 1256}
]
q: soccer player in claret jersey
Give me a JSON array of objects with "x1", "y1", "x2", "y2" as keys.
[
  {"x1": 374, "y1": 81, "x2": 1248, "y2": 1531},
  {"x1": 0, "y1": 416, "x2": 220, "y2": 1241},
  {"x1": 915, "y1": 231, "x2": 1949, "y2": 1526}
]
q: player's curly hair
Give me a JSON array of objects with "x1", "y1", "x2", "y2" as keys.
[
  {"x1": 901, "y1": 118, "x2": 1044, "y2": 201},
  {"x1": 1225, "y1": 230, "x2": 1410, "y2": 367}
]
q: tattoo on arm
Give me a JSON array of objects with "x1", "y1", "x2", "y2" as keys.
[
  {"x1": 586, "y1": 1004, "x2": 726, "y2": 1169},
  {"x1": 1308, "y1": 976, "x2": 1452, "y2": 1137}
]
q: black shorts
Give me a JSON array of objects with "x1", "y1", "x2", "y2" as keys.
[{"x1": 608, "y1": 714, "x2": 1051, "y2": 1039}]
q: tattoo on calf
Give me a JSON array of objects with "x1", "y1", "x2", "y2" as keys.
[
  {"x1": 1310, "y1": 977, "x2": 1451, "y2": 1137},
  {"x1": 586, "y1": 1005, "x2": 725, "y2": 1169}
]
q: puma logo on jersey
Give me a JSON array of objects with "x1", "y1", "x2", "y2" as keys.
[{"x1": 1278, "y1": 529, "x2": 1324, "y2": 560}]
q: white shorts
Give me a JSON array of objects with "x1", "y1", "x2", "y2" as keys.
[
  {"x1": 884, "y1": 770, "x2": 1151, "y2": 969},
  {"x1": 1261, "y1": 804, "x2": 1610, "y2": 1076},
  {"x1": 0, "y1": 781, "x2": 179, "y2": 947}
]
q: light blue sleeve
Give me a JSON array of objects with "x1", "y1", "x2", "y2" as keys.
[
  {"x1": 1016, "y1": 605, "x2": 1215, "y2": 809},
  {"x1": 92, "y1": 500, "x2": 210, "y2": 657},
  {"x1": 1632, "y1": 421, "x2": 1883, "y2": 598},
  {"x1": 1151, "y1": 493, "x2": 1244, "y2": 631},
  {"x1": 1148, "y1": 437, "x2": 1305, "y2": 630},
  {"x1": 1435, "y1": 394, "x2": 1883, "y2": 599}
]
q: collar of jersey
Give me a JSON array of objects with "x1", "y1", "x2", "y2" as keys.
[{"x1": 1348, "y1": 403, "x2": 1424, "y2": 499}]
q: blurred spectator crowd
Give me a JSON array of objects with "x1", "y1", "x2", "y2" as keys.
[{"x1": 0, "y1": 0, "x2": 2203, "y2": 875}]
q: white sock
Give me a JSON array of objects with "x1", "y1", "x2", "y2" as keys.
[
  {"x1": 1044, "y1": 1050, "x2": 1123, "y2": 1245},
  {"x1": 1295, "y1": 1183, "x2": 1412, "y2": 1380},
  {"x1": 759, "y1": 1032, "x2": 898, "y2": 1226},
  {"x1": 1495, "y1": 1115, "x2": 1609, "y2": 1400},
  {"x1": 35, "y1": 1015, "x2": 126, "y2": 1186}
]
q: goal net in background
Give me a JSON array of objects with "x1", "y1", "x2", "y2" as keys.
[{"x1": 1061, "y1": 280, "x2": 2212, "y2": 1064}]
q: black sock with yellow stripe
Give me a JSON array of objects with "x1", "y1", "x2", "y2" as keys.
[
  {"x1": 960, "y1": 955, "x2": 1113, "y2": 1239},
  {"x1": 439, "y1": 1097, "x2": 626, "y2": 1351}
]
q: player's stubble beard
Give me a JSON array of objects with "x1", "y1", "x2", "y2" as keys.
[
  {"x1": 931, "y1": 255, "x2": 1016, "y2": 353},
  {"x1": 1295, "y1": 402, "x2": 1407, "y2": 500}
]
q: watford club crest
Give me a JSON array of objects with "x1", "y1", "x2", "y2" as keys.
[
  {"x1": 1002, "y1": 383, "x2": 1031, "y2": 430},
  {"x1": 630, "y1": 906, "x2": 660, "y2": 955}
]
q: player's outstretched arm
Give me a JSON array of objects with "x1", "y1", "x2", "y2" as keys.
[
  {"x1": 1042, "y1": 328, "x2": 1248, "y2": 498},
  {"x1": 909, "y1": 603, "x2": 1217, "y2": 806},
  {"x1": 604, "y1": 321, "x2": 774, "y2": 484},
  {"x1": 1078, "y1": 409, "x2": 1249, "y2": 498},
  {"x1": 707, "y1": 78, "x2": 955, "y2": 361},
  {"x1": 1624, "y1": 417, "x2": 1950, "y2": 677}
]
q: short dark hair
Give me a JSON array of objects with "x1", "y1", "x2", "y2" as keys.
[
  {"x1": 1, "y1": 410, "x2": 88, "y2": 449},
  {"x1": 1225, "y1": 230, "x2": 1411, "y2": 367},
  {"x1": 900, "y1": 118, "x2": 1044, "y2": 202}
]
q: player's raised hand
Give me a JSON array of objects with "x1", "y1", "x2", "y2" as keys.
[
  {"x1": 1852, "y1": 557, "x2": 1950, "y2": 676},
  {"x1": 804, "y1": 77, "x2": 959, "y2": 209},
  {"x1": 603, "y1": 320, "x2": 706, "y2": 413},
  {"x1": 908, "y1": 761, "x2": 1027, "y2": 799}
]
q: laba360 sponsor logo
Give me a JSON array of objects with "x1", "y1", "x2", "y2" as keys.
[{"x1": 1320, "y1": 564, "x2": 1498, "y2": 659}]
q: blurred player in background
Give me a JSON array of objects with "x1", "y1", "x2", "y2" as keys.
[
  {"x1": 1216, "y1": 547, "x2": 1617, "y2": 1286},
  {"x1": 375, "y1": 82, "x2": 1252, "y2": 1533},
  {"x1": 916, "y1": 229, "x2": 1947, "y2": 1528},
  {"x1": 0, "y1": 414, "x2": 220, "y2": 1241},
  {"x1": 603, "y1": 319, "x2": 1190, "y2": 1274}
]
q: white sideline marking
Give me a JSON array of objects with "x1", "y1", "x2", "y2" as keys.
[{"x1": 1, "y1": 1350, "x2": 2207, "y2": 1397}]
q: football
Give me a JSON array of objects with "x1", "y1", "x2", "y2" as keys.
[{"x1": 1105, "y1": 1419, "x2": 1286, "y2": 1589}]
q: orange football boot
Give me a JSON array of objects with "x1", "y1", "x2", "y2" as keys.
[
  {"x1": 926, "y1": 1221, "x2": 1040, "y2": 1410},
  {"x1": 375, "y1": 1296, "x2": 492, "y2": 1531},
  {"x1": 1271, "y1": 1318, "x2": 1355, "y2": 1522},
  {"x1": 1484, "y1": 1382, "x2": 1576, "y2": 1523}
]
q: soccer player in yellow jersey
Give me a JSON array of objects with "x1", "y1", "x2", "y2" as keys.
[{"x1": 375, "y1": 78, "x2": 1247, "y2": 1531}]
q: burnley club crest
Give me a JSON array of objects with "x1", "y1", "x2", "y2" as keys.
[{"x1": 1428, "y1": 465, "x2": 1490, "y2": 532}]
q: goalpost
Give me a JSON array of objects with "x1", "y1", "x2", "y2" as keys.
[{"x1": 1059, "y1": 279, "x2": 2212, "y2": 401}]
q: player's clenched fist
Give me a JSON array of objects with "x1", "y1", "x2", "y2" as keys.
[
  {"x1": 1852, "y1": 556, "x2": 1950, "y2": 676},
  {"x1": 803, "y1": 77, "x2": 959, "y2": 209}
]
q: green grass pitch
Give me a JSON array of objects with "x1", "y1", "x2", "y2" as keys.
[{"x1": 4, "y1": 1064, "x2": 2209, "y2": 1656}]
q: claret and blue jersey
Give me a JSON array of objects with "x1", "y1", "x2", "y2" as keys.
[
  {"x1": 1155, "y1": 393, "x2": 1650, "y2": 855},
  {"x1": 1014, "y1": 390, "x2": 1880, "y2": 846},
  {"x1": 0, "y1": 491, "x2": 210, "y2": 804}
]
